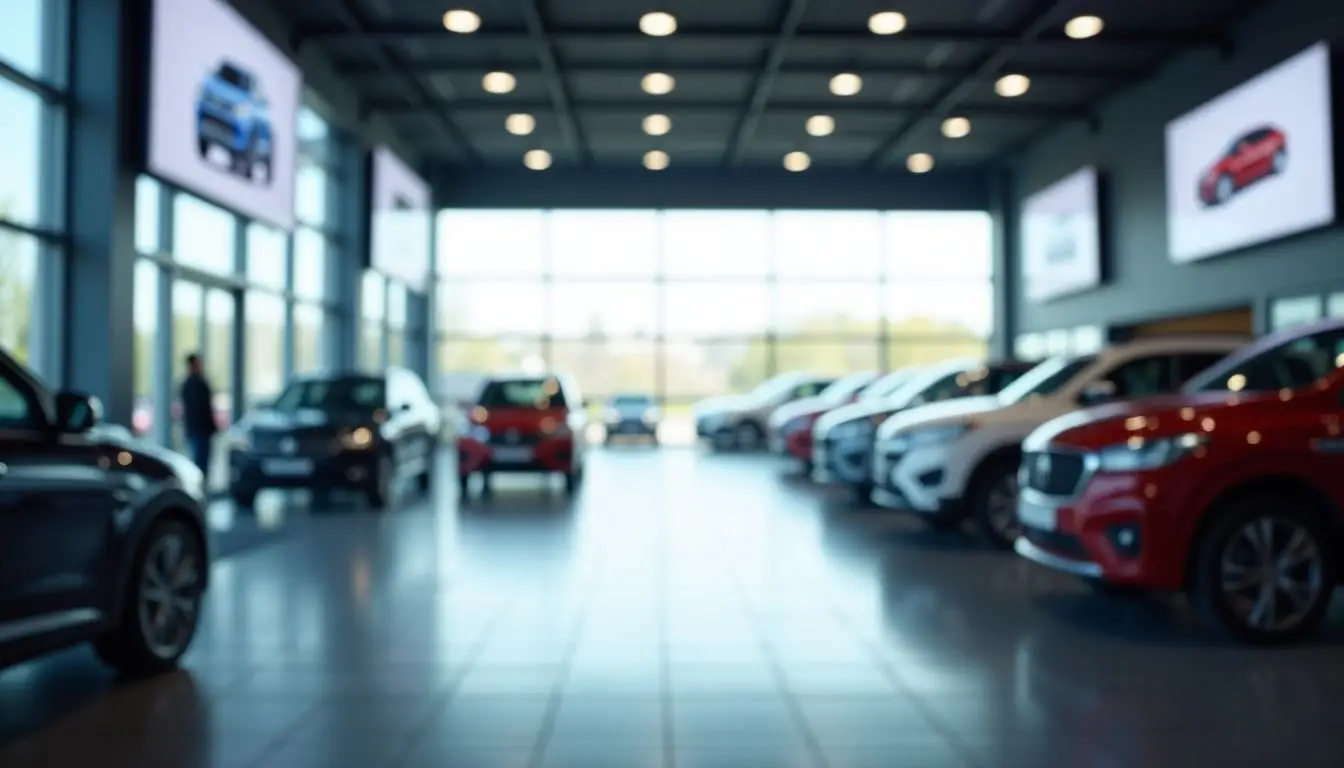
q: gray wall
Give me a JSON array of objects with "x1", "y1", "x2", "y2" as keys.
[{"x1": 1010, "y1": 0, "x2": 1344, "y2": 335}]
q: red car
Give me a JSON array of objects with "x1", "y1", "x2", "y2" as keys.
[
  {"x1": 766, "y1": 371, "x2": 877, "y2": 467},
  {"x1": 1015, "y1": 319, "x2": 1344, "y2": 644},
  {"x1": 456, "y1": 374, "x2": 588, "y2": 497},
  {"x1": 1198, "y1": 125, "x2": 1287, "y2": 206}
]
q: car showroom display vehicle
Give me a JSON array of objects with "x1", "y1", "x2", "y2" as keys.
[
  {"x1": 457, "y1": 374, "x2": 588, "y2": 496},
  {"x1": 0, "y1": 347, "x2": 211, "y2": 675},
  {"x1": 694, "y1": 372, "x2": 833, "y2": 451},
  {"x1": 602, "y1": 393, "x2": 660, "y2": 445},
  {"x1": 226, "y1": 368, "x2": 441, "y2": 510},
  {"x1": 812, "y1": 360, "x2": 1032, "y2": 501},
  {"x1": 872, "y1": 337, "x2": 1246, "y2": 548},
  {"x1": 1015, "y1": 320, "x2": 1344, "y2": 644},
  {"x1": 767, "y1": 371, "x2": 877, "y2": 469},
  {"x1": 195, "y1": 59, "x2": 274, "y2": 184},
  {"x1": 1198, "y1": 125, "x2": 1287, "y2": 206}
]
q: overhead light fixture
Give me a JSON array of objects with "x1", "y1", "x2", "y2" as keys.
[
  {"x1": 642, "y1": 72, "x2": 675, "y2": 95},
  {"x1": 1064, "y1": 15, "x2": 1104, "y2": 39},
  {"x1": 505, "y1": 113, "x2": 535, "y2": 135},
  {"x1": 441, "y1": 9, "x2": 481, "y2": 33},
  {"x1": 783, "y1": 151, "x2": 811, "y2": 172},
  {"x1": 639, "y1": 11, "x2": 677, "y2": 36},
  {"x1": 523, "y1": 149, "x2": 551, "y2": 170},
  {"x1": 482, "y1": 71, "x2": 516, "y2": 94},
  {"x1": 907, "y1": 152, "x2": 934, "y2": 173},
  {"x1": 829, "y1": 73, "x2": 862, "y2": 96},
  {"x1": 643, "y1": 113, "x2": 671, "y2": 136},
  {"x1": 994, "y1": 73, "x2": 1030, "y2": 98},
  {"x1": 805, "y1": 115, "x2": 835, "y2": 137},
  {"x1": 941, "y1": 116, "x2": 971, "y2": 138},
  {"x1": 644, "y1": 150, "x2": 670, "y2": 170},
  {"x1": 868, "y1": 11, "x2": 907, "y2": 35}
]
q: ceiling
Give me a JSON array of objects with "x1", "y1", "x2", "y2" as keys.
[{"x1": 279, "y1": 0, "x2": 1264, "y2": 173}]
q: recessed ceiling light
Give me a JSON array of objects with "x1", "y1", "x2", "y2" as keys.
[
  {"x1": 643, "y1": 114, "x2": 671, "y2": 136},
  {"x1": 483, "y1": 71, "x2": 516, "y2": 94},
  {"x1": 642, "y1": 72, "x2": 675, "y2": 95},
  {"x1": 644, "y1": 150, "x2": 669, "y2": 170},
  {"x1": 1064, "y1": 15, "x2": 1104, "y2": 39},
  {"x1": 639, "y1": 11, "x2": 677, "y2": 36},
  {"x1": 868, "y1": 11, "x2": 907, "y2": 35},
  {"x1": 805, "y1": 115, "x2": 835, "y2": 137},
  {"x1": 442, "y1": 9, "x2": 481, "y2": 33},
  {"x1": 907, "y1": 152, "x2": 934, "y2": 173},
  {"x1": 505, "y1": 113, "x2": 535, "y2": 135},
  {"x1": 829, "y1": 73, "x2": 862, "y2": 96},
  {"x1": 783, "y1": 151, "x2": 811, "y2": 172},
  {"x1": 941, "y1": 116, "x2": 971, "y2": 138},
  {"x1": 994, "y1": 73, "x2": 1030, "y2": 98},
  {"x1": 523, "y1": 149, "x2": 551, "y2": 170}
]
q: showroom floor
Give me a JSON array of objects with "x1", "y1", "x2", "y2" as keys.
[{"x1": 2, "y1": 449, "x2": 1343, "y2": 767}]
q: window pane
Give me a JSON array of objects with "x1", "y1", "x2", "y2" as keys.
[
  {"x1": 0, "y1": 80, "x2": 44, "y2": 228},
  {"x1": 0, "y1": 0, "x2": 58, "y2": 83},
  {"x1": 171, "y1": 281, "x2": 201, "y2": 451},
  {"x1": 550, "y1": 340, "x2": 656, "y2": 397},
  {"x1": 886, "y1": 281, "x2": 992, "y2": 339},
  {"x1": 774, "y1": 211, "x2": 881, "y2": 277},
  {"x1": 438, "y1": 282, "x2": 545, "y2": 336},
  {"x1": 204, "y1": 289, "x2": 235, "y2": 428},
  {"x1": 295, "y1": 158, "x2": 328, "y2": 226},
  {"x1": 664, "y1": 340, "x2": 770, "y2": 398},
  {"x1": 0, "y1": 229, "x2": 37, "y2": 365},
  {"x1": 360, "y1": 320, "x2": 383, "y2": 370},
  {"x1": 388, "y1": 327, "x2": 404, "y2": 367},
  {"x1": 884, "y1": 212, "x2": 994, "y2": 278},
  {"x1": 776, "y1": 282, "x2": 881, "y2": 337},
  {"x1": 293, "y1": 303, "x2": 324, "y2": 374},
  {"x1": 387, "y1": 282, "x2": 407, "y2": 329},
  {"x1": 1270, "y1": 295, "x2": 1323, "y2": 331},
  {"x1": 173, "y1": 194, "x2": 236, "y2": 274},
  {"x1": 1014, "y1": 333, "x2": 1046, "y2": 361},
  {"x1": 550, "y1": 211, "x2": 658, "y2": 276},
  {"x1": 887, "y1": 340, "x2": 988, "y2": 368},
  {"x1": 438, "y1": 211, "x2": 545, "y2": 277},
  {"x1": 775, "y1": 341, "x2": 880, "y2": 375},
  {"x1": 1328, "y1": 293, "x2": 1344, "y2": 319},
  {"x1": 1072, "y1": 325, "x2": 1105, "y2": 353},
  {"x1": 244, "y1": 292, "x2": 285, "y2": 406},
  {"x1": 662, "y1": 212, "x2": 770, "y2": 277},
  {"x1": 362, "y1": 272, "x2": 385, "y2": 322},
  {"x1": 550, "y1": 282, "x2": 658, "y2": 337},
  {"x1": 133, "y1": 260, "x2": 159, "y2": 435},
  {"x1": 246, "y1": 223, "x2": 287, "y2": 289},
  {"x1": 438, "y1": 337, "x2": 546, "y2": 377},
  {"x1": 297, "y1": 106, "x2": 331, "y2": 166},
  {"x1": 136, "y1": 176, "x2": 161, "y2": 254},
  {"x1": 293, "y1": 228, "x2": 327, "y2": 300},
  {"x1": 664, "y1": 283, "x2": 770, "y2": 337}
]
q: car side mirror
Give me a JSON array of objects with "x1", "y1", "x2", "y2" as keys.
[
  {"x1": 55, "y1": 391, "x2": 101, "y2": 433},
  {"x1": 1077, "y1": 381, "x2": 1118, "y2": 405}
]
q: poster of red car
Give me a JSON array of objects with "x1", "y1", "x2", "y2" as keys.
[{"x1": 1197, "y1": 125, "x2": 1287, "y2": 206}]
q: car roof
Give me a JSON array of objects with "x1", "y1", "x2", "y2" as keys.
[{"x1": 1184, "y1": 317, "x2": 1344, "y2": 383}]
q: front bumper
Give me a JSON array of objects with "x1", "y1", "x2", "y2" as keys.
[
  {"x1": 879, "y1": 442, "x2": 958, "y2": 513},
  {"x1": 810, "y1": 434, "x2": 874, "y2": 486},
  {"x1": 606, "y1": 419, "x2": 656, "y2": 437},
  {"x1": 230, "y1": 448, "x2": 379, "y2": 490},
  {"x1": 458, "y1": 436, "x2": 575, "y2": 475}
]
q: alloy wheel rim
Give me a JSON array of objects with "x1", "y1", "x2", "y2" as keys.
[
  {"x1": 1220, "y1": 516, "x2": 1324, "y2": 633},
  {"x1": 985, "y1": 472, "x2": 1021, "y2": 539},
  {"x1": 137, "y1": 533, "x2": 201, "y2": 659}
]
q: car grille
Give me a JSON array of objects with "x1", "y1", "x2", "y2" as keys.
[
  {"x1": 489, "y1": 430, "x2": 542, "y2": 447},
  {"x1": 252, "y1": 429, "x2": 336, "y2": 456},
  {"x1": 1021, "y1": 450, "x2": 1088, "y2": 497}
]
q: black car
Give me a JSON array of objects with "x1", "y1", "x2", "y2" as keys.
[
  {"x1": 0, "y1": 348, "x2": 210, "y2": 675},
  {"x1": 226, "y1": 368, "x2": 442, "y2": 509}
]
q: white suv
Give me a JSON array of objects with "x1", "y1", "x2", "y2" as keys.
[
  {"x1": 693, "y1": 371, "x2": 832, "y2": 450},
  {"x1": 870, "y1": 336, "x2": 1248, "y2": 547}
]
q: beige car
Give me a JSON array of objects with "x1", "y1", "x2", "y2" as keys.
[{"x1": 692, "y1": 372, "x2": 833, "y2": 451}]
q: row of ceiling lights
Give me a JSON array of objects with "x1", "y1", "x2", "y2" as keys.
[{"x1": 440, "y1": 8, "x2": 1105, "y2": 171}]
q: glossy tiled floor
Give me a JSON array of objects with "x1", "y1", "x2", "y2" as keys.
[{"x1": 3, "y1": 448, "x2": 1344, "y2": 767}]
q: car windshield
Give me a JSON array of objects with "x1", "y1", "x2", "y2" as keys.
[
  {"x1": 1183, "y1": 327, "x2": 1344, "y2": 394},
  {"x1": 860, "y1": 370, "x2": 916, "y2": 400},
  {"x1": 749, "y1": 375, "x2": 800, "y2": 403},
  {"x1": 610, "y1": 394, "x2": 651, "y2": 407},
  {"x1": 819, "y1": 373, "x2": 872, "y2": 403},
  {"x1": 479, "y1": 378, "x2": 568, "y2": 409},
  {"x1": 218, "y1": 63, "x2": 251, "y2": 89},
  {"x1": 997, "y1": 355, "x2": 1098, "y2": 404},
  {"x1": 273, "y1": 377, "x2": 385, "y2": 413}
]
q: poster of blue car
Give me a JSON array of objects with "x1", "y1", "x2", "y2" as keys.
[{"x1": 195, "y1": 59, "x2": 274, "y2": 186}]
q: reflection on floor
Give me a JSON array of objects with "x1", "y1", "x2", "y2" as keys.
[{"x1": 3, "y1": 449, "x2": 1344, "y2": 767}]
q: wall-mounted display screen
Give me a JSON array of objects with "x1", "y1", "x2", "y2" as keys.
[
  {"x1": 1165, "y1": 42, "x2": 1335, "y2": 263},
  {"x1": 1021, "y1": 167, "x2": 1102, "y2": 303},
  {"x1": 147, "y1": 0, "x2": 302, "y2": 229},
  {"x1": 370, "y1": 147, "x2": 432, "y2": 292}
]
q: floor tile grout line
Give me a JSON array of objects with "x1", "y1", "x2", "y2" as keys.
[{"x1": 524, "y1": 563, "x2": 604, "y2": 768}]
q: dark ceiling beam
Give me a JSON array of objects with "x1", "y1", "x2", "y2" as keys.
[
  {"x1": 295, "y1": 23, "x2": 1219, "y2": 48},
  {"x1": 519, "y1": 0, "x2": 589, "y2": 165},
  {"x1": 328, "y1": 1, "x2": 477, "y2": 163},
  {"x1": 333, "y1": 60, "x2": 1146, "y2": 79},
  {"x1": 367, "y1": 98, "x2": 1079, "y2": 118},
  {"x1": 866, "y1": 0, "x2": 1086, "y2": 168},
  {"x1": 724, "y1": 0, "x2": 810, "y2": 166}
]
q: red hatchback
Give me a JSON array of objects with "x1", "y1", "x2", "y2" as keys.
[
  {"x1": 1015, "y1": 319, "x2": 1344, "y2": 644},
  {"x1": 456, "y1": 374, "x2": 587, "y2": 497},
  {"x1": 1198, "y1": 125, "x2": 1287, "y2": 206}
]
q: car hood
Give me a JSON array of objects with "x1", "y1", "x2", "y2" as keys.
[
  {"x1": 242, "y1": 408, "x2": 372, "y2": 431},
  {"x1": 769, "y1": 396, "x2": 834, "y2": 428},
  {"x1": 88, "y1": 424, "x2": 204, "y2": 493},
  {"x1": 878, "y1": 395, "x2": 1003, "y2": 437},
  {"x1": 815, "y1": 397, "x2": 905, "y2": 434},
  {"x1": 1023, "y1": 391, "x2": 1261, "y2": 452}
]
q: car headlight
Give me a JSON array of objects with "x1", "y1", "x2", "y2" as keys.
[
  {"x1": 642, "y1": 407, "x2": 660, "y2": 424},
  {"x1": 339, "y1": 426, "x2": 376, "y2": 450},
  {"x1": 1094, "y1": 433, "x2": 1207, "y2": 472},
  {"x1": 234, "y1": 102, "x2": 253, "y2": 119},
  {"x1": 541, "y1": 418, "x2": 571, "y2": 437}
]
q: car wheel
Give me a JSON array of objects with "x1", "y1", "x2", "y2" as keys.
[
  {"x1": 1190, "y1": 493, "x2": 1335, "y2": 645},
  {"x1": 1215, "y1": 173, "x2": 1234, "y2": 203},
  {"x1": 734, "y1": 421, "x2": 764, "y2": 451},
  {"x1": 366, "y1": 453, "x2": 393, "y2": 510},
  {"x1": 229, "y1": 487, "x2": 257, "y2": 508},
  {"x1": 93, "y1": 518, "x2": 205, "y2": 676},
  {"x1": 1272, "y1": 148, "x2": 1286, "y2": 174},
  {"x1": 971, "y1": 456, "x2": 1022, "y2": 549}
]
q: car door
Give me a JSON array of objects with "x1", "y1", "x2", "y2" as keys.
[{"x1": 0, "y1": 366, "x2": 116, "y2": 633}]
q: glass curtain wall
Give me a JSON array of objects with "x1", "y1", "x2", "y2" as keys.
[
  {"x1": 435, "y1": 210, "x2": 994, "y2": 433},
  {"x1": 0, "y1": 0, "x2": 68, "y2": 380}
]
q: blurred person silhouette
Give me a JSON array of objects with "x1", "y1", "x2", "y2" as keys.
[{"x1": 180, "y1": 353, "x2": 217, "y2": 474}]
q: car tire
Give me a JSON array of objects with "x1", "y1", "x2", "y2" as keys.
[
  {"x1": 229, "y1": 487, "x2": 257, "y2": 508},
  {"x1": 734, "y1": 421, "x2": 764, "y2": 451},
  {"x1": 93, "y1": 518, "x2": 205, "y2": 677},
  {"x1": 1189, "y1": 492, "x2": 1336, "y2": 645},
  {"x1": 1215, "y1": 173, "x2": 1234, "y2": 204},
  {"x1": 366, "y1": 453, "x2": 393, "y2": 511},
  {"x1": 970, "y1": 456, "x2": 1022, "y2": 549}
]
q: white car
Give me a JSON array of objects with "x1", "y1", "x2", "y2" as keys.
[
  {"x1": 766, "y1": 371, "x2": 878, "y2": 456},
  {"x1": 693, "y1": 371, "x2": 833, "y2": 451},
  {"x1": 870, "y1": 336, "x2": 1248, "y2": 547}
]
